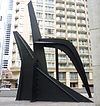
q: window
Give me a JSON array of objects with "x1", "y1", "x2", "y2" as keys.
[
  {"x1": 16, "y1": 61, "x2": 21, "y2": 67},
  {"x1": 58, "y1": 54, "x2": 66, "y2": 62},
  {"x1": 29, "y1": 35, "x2": 32, "y2": 41},
  {"x1": 59, "y1": 63, "x2": 66, "y2": 67},
  {"x1": 86, "y1": 72, "x2": 89, "y2": 80},
  {"x1": 48, "y1": 72, "x2": 54, "y2": 77},
  {"x1": 56, "y1": 31, "x2": 65, "y2": 37},
  {"x1": 67, "y1": 24, "x2": 76, "y2": 30},
  {"x1": 45, "y1": 29, "x2": 54, "y2": 34},
  {"x1": 2, "y1": 60, "x2": 8, "y2": 68},
  {"x1": 78, "y1": 33, "x2": 87, "y2": 38},
  {"x1": 69, "y1": 39, "x2": 77, "y2": 46},
  {"x1": 59, "y1": 72, "x2": 66, "y2": 80},
  {"x1": 37, "y1": 20, "x2": 43, "y2": 26},
  {"x1": 45, "y1": 21, "x2": 54, "y2": 27},
  {"x1": 68, "y1": 63, "x2": 74, "y2": 68},
  {"x1": 47, "y1": 62, "x2": 54, "y2": 67},
  {"x1": 45, "y1": 0, "x2": 54, "y2": 5},
  {"x1": 56, "y1": 23, "x2": 65, "y2": 28},
  {"x1": 37, "y1": 0, "x2": 43, "y2": 3},
  {"x1": 68, "y1": 31, "x2": 76, "y2": 37},
  {"x1": 36, "y1": 5, "x2": 43, "y2": 11},
  {"x1": 45, "y1": 13, "x2": 54, "y2": 19},
  {"x1": 70, "y1": 82, "x2": 78, "y2": 87},
  {"x1": 80, "y1": 48, "x2": 88, "y2": 54},
  {"x1": 3, "y1": 60, "x2": 8, "y2": 65},
  {"x1": 45, "y1": 6, "x2": 54, "y2": 12},
  {"x1": 6, "y1": 74, "x2": 8, "y2": 79},
  {"x1": 81, "y1": 56, "x2": 89, "y2": 62},
  {"x1": 70, "y1": 72, "x2": 78, "y2": 80},
  {"x1": 83, "y1": 63, "x2": 89, "y2": 68},
  {"x1": 46, "y1": 54, "x2": 54, "y2": 59},
  {"x1": 79, "y1": 40, "x2": 88, "y2": 46},
  {"x1": 36, "y1": 12, "x2": 43, "y2": 18}
]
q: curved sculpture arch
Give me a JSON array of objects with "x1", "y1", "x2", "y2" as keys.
[{"x1": 34, "y1": 38, "x2": 91, "y2": 98}]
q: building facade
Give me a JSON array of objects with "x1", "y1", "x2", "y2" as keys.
[
  {"x1": 0, "y1": 0, "x2": 16, "y2": 85},
  {"x1": 0, "y1": 0, "x2": 15, "y2": 70},
  {"x1": 1, "y1": 0, "x2": 15, "y2": 70},
  {"x1": 10, "y1": 0, "x2": 93, "y2": 88}
]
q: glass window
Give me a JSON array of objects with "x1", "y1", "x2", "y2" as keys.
[
  {"x1": 37, "y1": 20, "x2": 43, "y2": 26},
  {"x1": 59, "y1": 63, "x2": 66, "y2": 67},
  {"x1": 36, "y1": 12, "x2": 43, "y2": 18},
  {"x1": 59, "y1": 72, "x2": 66, "y2": 80},
  {"x1": 70, "y1": 72, "x2": 78, "y2": 80},
  {"x1": 80, "y1": 48, "x2": 88, "y2": 54},
  {"x1": 70, "y1": 82, "x2": 78, "y2": 87},
  {"x1": 36, "y1": 5, "x2": 43, "y2": 11},
  {"x1": 58, "y1": 54, "x2": 66, "y2": 62},
  {"x1": 45, "y1": 29, "x2": 54, "y2": 34},
  {"x1": 47, "y1": 62, "x2": 54, "y2": 67},
  {"x1": 56, "y1": 23, "x2": 65, "y2": 28},
  {"x1": 79, "y1": 40, "x2": 88, "y2": 46},
  {"x1": 81, "y1": 56, "x2": 89, "y2": 62},
  {"x1": 37, "y1": 0, "x2": 43, "y2": 3},
  {"x1": 86, "y1": 72, "x2": 89, "y2": 80},
  {"x1": 45, "y1": 6, "x2": 54, "y2": 12},
  {"x1": 45, "y1": 21, "x2": 54, "y2": 27},
  {"x1": 45, "y1": 0, "x2": 54, "y2": 5},
  {"x1": 46, "y1": 54, "x2": 54, "y2": 59},
  {"x1": 83, "y1": 63, "x2": 89, "y2": 68},
  {"x1": 48, "y1": 72, "x2": 54, "y2": 77},
  {"x1": 45, "y1": 13, "x2": 54, "y2": 19},
  {"x1": 29, "y1": 35, "x2": 32, "y2": 41},
  {"x1": 6, "y1": 74, "x2": 8, "y2": 79}
]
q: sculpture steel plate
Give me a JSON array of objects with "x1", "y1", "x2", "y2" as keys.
[{"x1": 13, "y1": 1, "x2": 92, "y2": 102}]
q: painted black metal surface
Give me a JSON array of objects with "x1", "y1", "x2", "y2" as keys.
[
  {"x1": 13, "y1": 1, "x2": 92, "y2": 102},
  {"x1": 34, "y1": 38, "x2": 92, "y2": 98},
  {"x1": 55, "y1": 49, "x2": 59, "y2": 80}
]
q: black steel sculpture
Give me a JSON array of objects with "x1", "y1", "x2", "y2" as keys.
[{"x1": 13, "y1": 1, "x2": 92, "y2": 102}]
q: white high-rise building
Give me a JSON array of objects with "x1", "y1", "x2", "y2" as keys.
[
  {"x1": 0, "y1": 14, "x2": 3, "y2": 79},
  {"x1": 1, "y1": 0, "x2": 15, "y2": 69},
  {"x1": 9, "y1": 0, "x2": 93, "y2": 88},
  {"x1": 0, "y1": 0, "x2": 15, "y2": 79}
]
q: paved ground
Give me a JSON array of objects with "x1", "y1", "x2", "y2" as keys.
[{"x1": 0, "y1": 97, "x2": 95, "y2": 106}]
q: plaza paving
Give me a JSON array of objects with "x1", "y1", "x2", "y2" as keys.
[{"x1": 0, "y1": 97, "x2": 95, "y2": 106}]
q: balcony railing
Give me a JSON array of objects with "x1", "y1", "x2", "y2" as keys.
[
  {"x1": 66, "y1": 5, "x2": 75, "y2": 9},
  {"x1": 77, "y1": 13, "x2": 85, "y2": 17},
  {"x1": 79, "y1": 34, "x2": 87, "y2": 39},
  {"x1": 56, "y1": 3, "x2": 65, "y2": 8},
  {"x1": 68, "y1": 34, "x2": 76, "y2": 38},
  {"x1": 56, "y1": 10, "x2": 65, "y2": 15},
  {"x1": 76, "y1": 0, "x2": 84, "y2": 4},
  {"x1": 56, "y1": 17, "x2": 65, "y2": 21},
  {"x1": 67, "y1": 26, "x2": 76, "y2": 30},
  {"x1": 56, "y1": 25, "x2": 66, "y2": 29},
  {"x1": 77, "y1": 6, "x2": 85, "y2": 11},
  {"x1": 66, "y1": 0, "x2": 75, "y2": 2},
  {"x1": 67, "y1": 19, "x2": 76, "y2": 23},
  {"x1": 77, "y1": 20, "x2": 86, "y2": 24},
  {"x1": 67, "y1": 12, "x2": 75, "y2": 16}
]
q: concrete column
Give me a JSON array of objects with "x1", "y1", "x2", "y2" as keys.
[
  {"x1": 88, "y1": 0, "x2": 100, "y2": 106},
  {"x1": 66, "y1": 72, "x2": 70, "y2": 87},
  {"x1": 78, "y1": 74, "x2": 82, "y2": 88}
]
